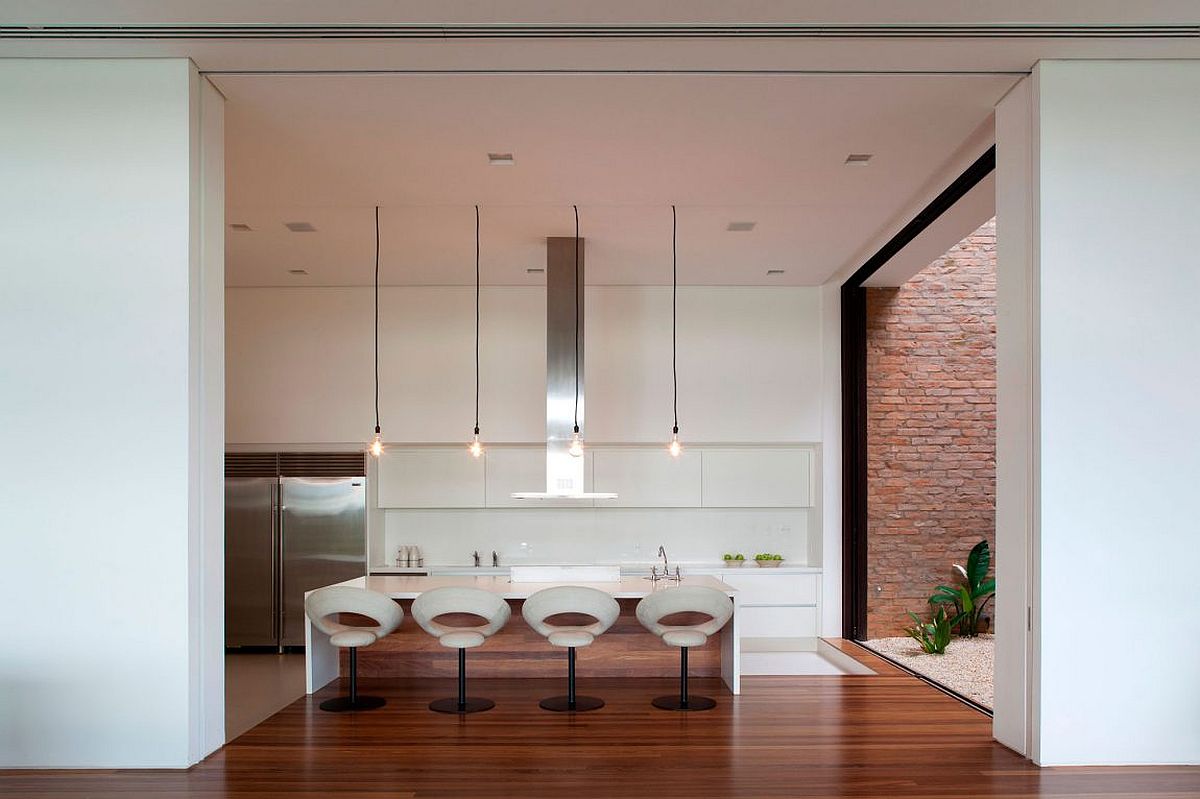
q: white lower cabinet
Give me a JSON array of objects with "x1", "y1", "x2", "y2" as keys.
[
  {"x1": 736, "y1": 606, "x2": 819, "y2": 639},
  {"x1": 721, "y1": 572, "x2": 818, "y2": 606}
]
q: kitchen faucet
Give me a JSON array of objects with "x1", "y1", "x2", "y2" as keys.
[
  {"x1": 657, "y1": 545, "x2": 669, "y2": 574},
  {"x1": 492, "y1": 550, "x2": 500, "y2": 567},
  {"x1": 472, "y1": 550, "x2": 481, "y2": 568},
  {"x1": 648, "y1": 545, "x2": 681, "y2": 584}
]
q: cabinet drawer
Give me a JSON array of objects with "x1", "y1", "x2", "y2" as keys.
[
  {"x1": 722, "y1": 573, "x2": 818, "y2": 606},
  {"x1": 736, "y1": 606, "x2": 819, "y2": 639}
]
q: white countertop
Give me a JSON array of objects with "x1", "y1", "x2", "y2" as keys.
[
  {"x1": 369, "y1": 563, "x2": 821, "y2": 576},
  {"x1": 335, "y1": 573, "x2": 734, "y2": 599}
]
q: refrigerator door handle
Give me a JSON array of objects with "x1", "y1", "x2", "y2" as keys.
[{"x1": 277, "y1": 497, "x2": 286, "y2": 651}]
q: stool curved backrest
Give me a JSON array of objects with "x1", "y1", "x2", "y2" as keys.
[
  {"x1": 522, "y1": 585, "x2": 620, "y2": 640},
  {"x1": 636, "y1": 585, "x2": 733, "y2": 640},
  {"x1": 411, "y1": 586, "x2": 511, "y2": 640},
  {"x1": 304, "y1": 585, "x2": 403, "y2": 641}
]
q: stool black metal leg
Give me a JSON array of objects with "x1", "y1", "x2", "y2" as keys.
[
  {"x1": 319, "y1": 647, "x2": 386, "y2": 712},
  {"x1": 652, "y1": 646, "x2": 717, "y2": 711},
  {"x1": 539, "y1": 646, "x2": 604, "y2": 712},
  {"x1": 429, "y1": 648, "x2": 495, "y2": 714}
]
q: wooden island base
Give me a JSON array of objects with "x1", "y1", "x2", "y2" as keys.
[{"x1": 341, "y1": 598, "x2": 720, "y2": 680}]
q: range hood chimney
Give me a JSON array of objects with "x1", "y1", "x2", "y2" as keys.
[{"x1": 512, "y1": 236, "x2": 616, "y2": 500}]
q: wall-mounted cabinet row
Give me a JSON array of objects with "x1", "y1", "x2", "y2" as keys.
[{"x1": 376, "y1": 446, "x2": 815, "y2": 509}]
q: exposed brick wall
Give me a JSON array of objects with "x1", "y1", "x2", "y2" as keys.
[{"x1": 865, "y1": 218, "x2": 996, "y2": 638}]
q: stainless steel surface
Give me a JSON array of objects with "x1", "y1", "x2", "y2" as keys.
[
  {"x1": 225, "y1": 477, "x2": 279, "y2": 647},
  {"x1": 511, "y1": 236, "x2": 617, "y2": 500},
  {"x1": 280, "y1": 477, "x2": 367, "y2": 647}
]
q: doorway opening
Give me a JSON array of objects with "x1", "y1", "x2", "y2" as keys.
[{"x1": 858, "y1": 219, "x2": 997, "y2": 710}]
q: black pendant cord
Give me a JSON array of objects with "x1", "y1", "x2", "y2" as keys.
[
  {"x1": 672, "y1": 205, "x2": 679, "y2": 437},
  {"x1": 374, "y1": 205, "x2": 381, "y2": 437},
  {"x1": 474, "y1": 204, "x2": 481, "y2": 438},
  {"x1": 573, "y1": 204, "x2": 580, "y2": 436}
]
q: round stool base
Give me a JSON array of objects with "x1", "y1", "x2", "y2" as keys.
[
  {"x1": 651, "y1": 695, "x2": 717, "y2": 712},
  {"x1": 319, "y1": 695, "x2": 386, "y2": 712},
  {"x1": 429, "y1": 697, "x2": 495, "y2": 714},
  {"x1": 539, "y1": 695, "x2": 605, "y2": 712}
]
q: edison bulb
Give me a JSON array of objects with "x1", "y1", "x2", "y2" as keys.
[
  {"x1": 468, "y1": 433, "x2": 483, "y2": 459},
  {"x1": 568, "y1": 431, "x2": 584, "y2": 458},
  {"x1": 368, "y1": 433, "x2": 384, "y2": 458},
  {"x1": 668, "y1": 433, "x2": 682, "y2": 458}
]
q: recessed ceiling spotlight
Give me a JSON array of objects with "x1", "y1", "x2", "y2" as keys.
[
  {"x1": 845, "y1": 153, "x2": 873, "y2": 166},
  {"x1": 288, "y1": 269, "x2": 308, "y2": 275},
  {"x1": 284, "y1": 221, "x2": 317, "y2": 233},
  {"x1": 526, "y1": 267, "x2": 545, "y2": 274},
  {"x1": 766, "y1": 269, "x2": 786, "y2": 276},
  {"x1": 726, "y1": 221, "x2": 756, "y2": 232},
  {"x1": 487, "y1": 152, "x2": 515, "y2": 166},
  {"x1": 229, "y1": 223, "x2": 253, "y2": 232}
]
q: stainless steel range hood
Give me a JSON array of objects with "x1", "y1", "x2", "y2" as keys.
[{"x1": 512, "y1": 236, "x2": 617, "y2": 500}]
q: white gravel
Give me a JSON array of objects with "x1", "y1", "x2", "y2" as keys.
[{"x1": 863, "y1": 635, "x2": 994, "y2": 709}]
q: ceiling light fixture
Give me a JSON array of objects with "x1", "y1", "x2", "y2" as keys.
[
  {"x1": 487, "y1": 152, "x2": 515, "y2": 166},
  {"x1": 368, "y1": 206, "x2": 384, "y2": 459},
  {"x1": 726, "y1": 221, "x2": 756, "y2": 232},
  {"x1": 284, "y1": 221, "x2": 317, "y2": 232},
  {"x1": 844, "y1": 153, "x2": 873, "y2": 166},
  {"x1": 669, "y1": 205, "x2": 682, "y2": 458},
  {"x1": 469, "y1": 205, "x2": 484, "y2": 459},
  {"x1": 568, "y1": 205, "x2": 584, "y2": 459}
]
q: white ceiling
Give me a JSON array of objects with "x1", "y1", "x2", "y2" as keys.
[{"x1": 219, "y1": 72, "x2": 1016, "y2": 286}]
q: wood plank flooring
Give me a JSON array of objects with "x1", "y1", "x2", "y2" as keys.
[{"x1": 2, "y1": 643, "x2": 1197, "y2": 798}]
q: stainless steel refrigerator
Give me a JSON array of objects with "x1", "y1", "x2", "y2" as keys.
[{"x1": 225, "y1": 453, "x2": 367, "y2": 649}]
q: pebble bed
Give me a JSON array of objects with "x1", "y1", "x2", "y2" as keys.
[{"x1": 863, "y1": 634, "x2": 994, "y2": 709}]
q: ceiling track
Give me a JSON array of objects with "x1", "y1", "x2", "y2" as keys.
[{"x1": 2, "y1": 23, "x2": 1198, "y2": 40}]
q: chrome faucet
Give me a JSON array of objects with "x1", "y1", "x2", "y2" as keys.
[
  {"x1": 658, "y1": 545, "x2": 669, "y2": 574},
  {"x1": 648, "y1": 545, "x2": 681, "y2": 584},
  {"x1": 492, "y1": 550, "x2": 500, "y2": 567},
  {"x1": 472, "y1": 550, "x2": 481, "y2": 568}
]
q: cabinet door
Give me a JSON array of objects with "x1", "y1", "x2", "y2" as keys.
[
  {"x1": 592, "y1": 448, "x2": 701, "y2": 507},
  {"x1": 737, "y1": 606, "x2": 820, "y2": 639},
  {"x1": 721, "y1": 572, "x2": 819, "y2": 606},
  {"x1": 377, "y1": 448, "x2": 485, "y2": 508},
  {"x1": 484, "y1": 447, "x2": 594, "y2": 507},
  {"x1": 702, "y1": 448, "x2": 813, "y2": 507}
]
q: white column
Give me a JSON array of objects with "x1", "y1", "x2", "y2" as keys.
[
  {"x1": 0, "y1": 58, "x2": 224, "y2": 768},
  {"x1": 995, "y1": 60, "x2": 1200, "y2": 766}
]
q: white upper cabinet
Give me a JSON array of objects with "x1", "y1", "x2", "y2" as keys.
[
  {"x1": 484, "y1": 447, "x2": 594, "y2": 508},
  {"x1": 377, "y1": 448, "x2": 485, "y2": 508},
  {"x1": 701, "y1": 448, "x2": 813, "y2": 507},
  {"x1": 592, "y1": 448, "x2": 702, "y2": 507}
]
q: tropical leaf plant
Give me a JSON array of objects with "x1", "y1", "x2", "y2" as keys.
[
  {"x1": 903, "y1": 605, "x2": 953, "y2": 654},
  {"x1": 929, "y1": 539, "x2": 996, "y2": 637}
]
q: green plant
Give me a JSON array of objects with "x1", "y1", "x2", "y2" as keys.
[
  {"x1": 929, "y1": 540, "x2": 996, "y2": 637},
  {"x1": 904, "y1": 605, "x2": 953, "y2": 654}
]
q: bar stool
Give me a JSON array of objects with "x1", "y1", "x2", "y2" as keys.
[
  {"x1": 522, "y1": 586, "x2": 620, "y2": 712},
  {"x1": 636, "y1": 585, "x2": 734, "y2": 711},
  {"x1": 411, "y1": 586, "x2": 511, "y2": 714},
  {"x1": 304, "y1": 585, "x2": 403, "y2": 712}
]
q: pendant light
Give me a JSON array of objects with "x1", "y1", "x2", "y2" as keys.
[
  {"x1": 368, "y1": 205, "x2": 384, "y2": 458},
  {"x1": 568, "y1": 204, "x2": 584, "y2": 458},
  {"x1": 468, "y1": 205, "x2": 484, "y2": 458},
  {"x1": 668, "y1": 205, "x2": 682, "y2": 457}
]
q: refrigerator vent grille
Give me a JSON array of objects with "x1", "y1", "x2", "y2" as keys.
[
  {"x1": 224, "y1": 452, "x2": 279, "y2": 477},
  {"x1": 280, "y1": 452, "x2": 366, "y2": 477}
]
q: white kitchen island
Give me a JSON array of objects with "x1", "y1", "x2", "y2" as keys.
[{"x1": 305, "y1": 574, "x2": 740, "y2": 695}]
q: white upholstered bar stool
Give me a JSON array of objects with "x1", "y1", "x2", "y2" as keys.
[
  {"x1": 304, "y1": 585, "x2": 404, "y2": 712},
  {"x1": 522, "y1": 586, "x2": 620, "y2": 712},
  {"x1": 411, "y1": 586, "x2": 511, "y2": 714},
  {"x1": 636, "y1": 585, "x2": 734, "y2": 711}
]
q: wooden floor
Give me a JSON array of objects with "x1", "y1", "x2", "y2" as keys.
[{"x1": 3, "y1": 644, "x2": 1196, "y2": 798}]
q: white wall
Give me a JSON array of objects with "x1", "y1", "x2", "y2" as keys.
[
  {"x1": 996, "y1": 60, "x2": 1200, "y2": 766},
  {"x1": 226, "y1": 285, "x2": 822, "y2": 445},
  {"x1": 0, "y1": 59, "x2": 224, "y2": 768}
]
